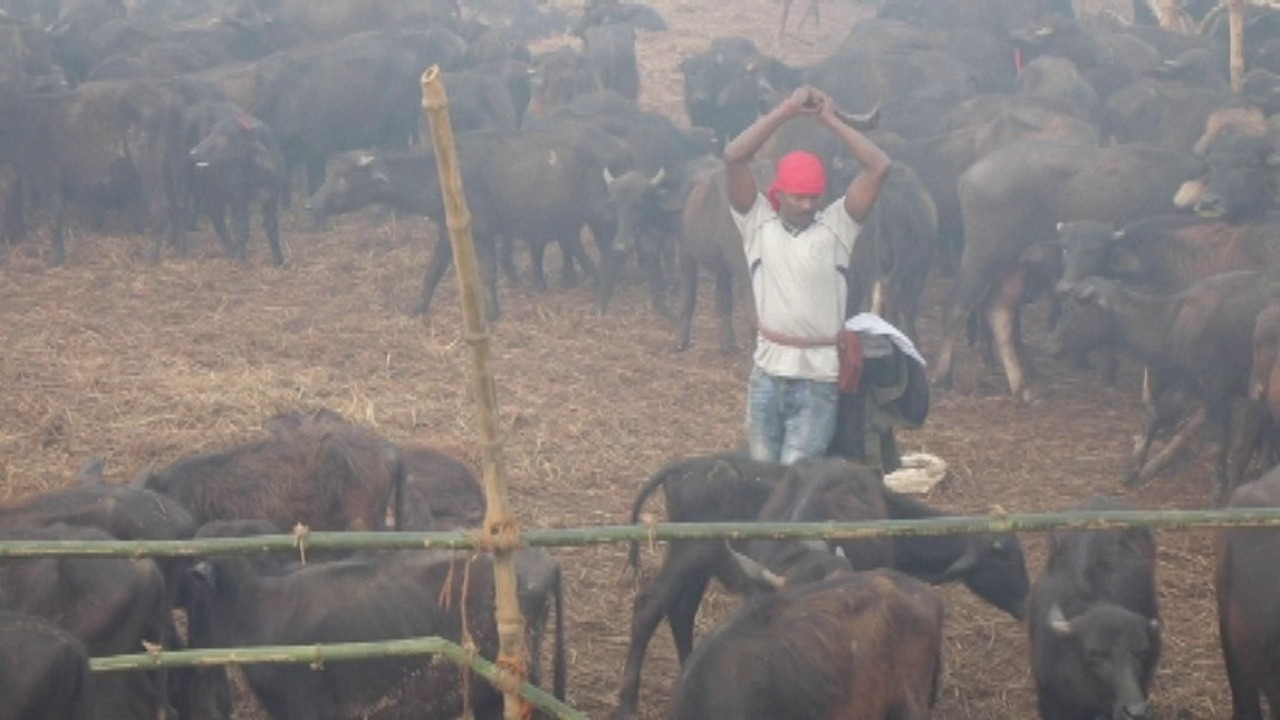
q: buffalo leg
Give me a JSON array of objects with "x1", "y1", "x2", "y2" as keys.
[
  {"x1": 207, "y1": 204, "x2": 235, "y2": 258},
  {"x1": 714, "y1": 265, "x2": 737, "y2": 352},
  {"x1": 500, "y1": 236, "x2": 524, "y2": 287},
  {"x1": 562, "y1": 232, "x2": 597, "y2": 287},
  {"x1": 477, "y1": 234, "x2": 501, "y2": 321},
  {"x1": 641, "y1": 248, "x2": 670, "y2": 317},
  {"x1": 262, "y1": 198, "x2": 283, "y2": 266},
  {"x1": 414, "y1": 237, "x2": 455, "y2": 316},
  {"x1": 597, "y1": 248, "x2": 626, "y2": 314},
  {"x1": 675, "y1": 254, "x2": 699, "y2": 351},
  {"x1": 666, "y1": 574, "x2": 709, "y2": 663},
  {"x1": 1223, "y1": 398, "x2": 1267, "y2": 505},
  {"x1": 3, "y1": 175, "x2": 24, "y2": 245},
  {"x1": 613, "y1": 543, "x2": 718, "y2": 720},
  {"x1": 1133, "y1": 408, "x2": 1204, "y2": 487},
  {"x1": 528, "y1": 239, "x2": 549, "y2": 291},
  {"x1": 230, "y1": 197, "x2": 251, "y2": 263},
  {"x1": 51, "y1": 192, "x2": 70, "y2": 265},
  {"x1": 984, "y1": 268, "x2": 1035, "y2": 402},
  {"x1": 1219, "y1": 548, "x2": 1266, "y2": 720}
]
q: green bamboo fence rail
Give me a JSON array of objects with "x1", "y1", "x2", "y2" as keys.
[
  {"x1": 7, "y1": 508, "x2": 1280, "y2": 558},
  {"x1": 11, "y1": 507, "x2": 1280, "y2": 719},
  {"x1": 90, "y1": 637, "x2": 585, "y2": 720}
]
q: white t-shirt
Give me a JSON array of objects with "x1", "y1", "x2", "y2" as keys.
[{"x1": 732, "y1": 193, "x2": 860, "y2": 381}]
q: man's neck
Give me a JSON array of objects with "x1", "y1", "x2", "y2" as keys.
[{"x1": 780, "y1": 216, "x2": 810, "y2": 236}]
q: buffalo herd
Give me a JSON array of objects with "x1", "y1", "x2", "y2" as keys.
[{"x1": 8, "y1": 0, "x2": 1280, "y2": 717}]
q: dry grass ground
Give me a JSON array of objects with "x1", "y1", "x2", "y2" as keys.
[{"x1": 0, "y1": 1, "x2": 1242, "y2": 718}]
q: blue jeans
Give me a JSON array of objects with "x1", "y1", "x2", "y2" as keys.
[{"x1": 746, "y1": 365, "x2": 839, "y2": 465}]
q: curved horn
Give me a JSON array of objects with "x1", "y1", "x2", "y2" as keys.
[
  {"x1": 603, "y1": 167, "x2": 619, "y2": 185},
  {"x1": 726, "y1": 543, "x2": 786, "y2": 590},
  {"x1": 833, "y1": 103, "x2": 879, "y2": 132},
  {"x1": 1048, "y1": 603, "x2": 1073, "y2": 635},
  {"x1": 936, "y1": 545, "x2": 979, "y2": 582},
  {"x1": 648, "y1": 166, "x2": 666, "y2": 187}
]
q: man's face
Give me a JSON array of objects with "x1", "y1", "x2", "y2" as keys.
[{"x1": 777, "y1": 191, "x2": 822, "y2": 229}]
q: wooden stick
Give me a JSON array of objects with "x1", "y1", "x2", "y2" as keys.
[{"x1": 420, "y1": 64, "x2": 528, "y2": 720}]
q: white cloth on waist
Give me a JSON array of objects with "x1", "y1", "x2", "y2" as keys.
[{"x1": 844, "y1": 312, "x2": 926, "y2": 367}]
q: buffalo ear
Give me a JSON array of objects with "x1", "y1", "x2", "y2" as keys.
[{"x1": 1047, "y1": 604, "x2": 1073, "y2": 636}]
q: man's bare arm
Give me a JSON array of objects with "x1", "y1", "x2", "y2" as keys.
[{"x1": 820, "y1": 101, "x2": 891, "y2": 222}]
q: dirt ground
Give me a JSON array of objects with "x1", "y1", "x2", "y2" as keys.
[{"x1": 0, "y1": 1, "x2": 1241, "y2": 718}]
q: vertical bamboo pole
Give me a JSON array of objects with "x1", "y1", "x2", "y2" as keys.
[
  {"x1": 420, "y1": 65, "x2": 529, "y2": 720},
  {"x1": 1228, "y1": 0, "x2": 1246, "y2": 92}
]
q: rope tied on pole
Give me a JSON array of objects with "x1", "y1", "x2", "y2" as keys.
[
  {"x1": 291, "y1": 522, "x2": 310, "y2": 564},
  {"x1": 479, "y1": 517, "x2": 522, "y2": 553}
]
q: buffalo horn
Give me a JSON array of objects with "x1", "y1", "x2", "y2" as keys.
[
  {"x1": 936, "y1": 546, "x2": 978, "y2": 581},
  {"x1": 1047, "y1": 603, "x2": 1073, "y2": 635},
  {"x1": 726, "y1": 544, "x2": 786, "y2": 590},
  {"x1": 833, "y1": 103, "x2": 879, "y2": 132}
]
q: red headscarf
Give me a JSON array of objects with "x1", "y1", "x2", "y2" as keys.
[{"x1": 767, "y1": 151, "x2": 827, "y2": 211}]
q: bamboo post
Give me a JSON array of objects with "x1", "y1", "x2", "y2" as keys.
[
  {"x1": 1228, "y1": 0, "x2": 1246, "y2": 91},
  {"x1": 420, "y1": 65, "x2": 528, "y2": 720}
]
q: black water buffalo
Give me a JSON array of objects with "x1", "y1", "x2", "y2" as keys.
[
  {"x1": 670, "y1": 569, "x2": 944, "y2": 720},
  {"x1": 0, "y1": 470, "x2": 227, "y2": 720},
  {"x1": 1248, "y1": 302, "x2": 1280, "y2": 464},
  {"x1": 184, "y1": 101, "x2": 286, "y2": 265},
  {"x1": 1028, "y1": 495, "x2": 1161, "y2": 720},
  {"x1": 1216, "y1": 464, "x2": 1280, "y2": 720},
  {"x1": 140, "y1": 414, "x2": 406, "y2": 531},
  {"x1": 806, "y1": 46, "x2": 978, "y2": 141},
  {"x1": 678, "y1": 36, "x2": 786, "y2": 150},
  {"x1": 308, "y1": 126, "x2": 622, "y2": 321},
  {"x1": 0, "y1": 77, "x2": 186, "y2": 264},
  {"x1": 583, "y1": 22, "x2": 639, "y2": 101},
  {"x1": 1011, "y1": 14, "x2": 1161, "y2": 102},
  {"x1": 846, "y1": 162, "x2": 938, "y2": 342},
  {"x1": 0, "y1": 524, "x2": 171, "y2": 720},
  {"x1": 0, "y1": 610, "x2": 91, "y2": 720},
  {"x1": 530, "y1": 91, "x2": 716, "y2": 315},
  {"x1": 396, "y1": 443, "x2": 485, "y2": 530},
  {"x1": 672, "y1": 159, "x2": 752, "y2": 351},
  {"x1": 183, "y1": 547, "x2": 565, "y2": 720},
  {"x1": 1193, "y1": 126, "x2": 1279, "y2": 222},
  {"x1": 1058, "y1": 214, "x2": 1280, "y2": 295},
  {"x1": 1101, "y1": 76, "x2": 1233, "y2": 150},
  {"x1": 878, "y1": 97, "x2": 1099, "y2": 276},
  {"x1": 249, "y1": 29, "x2": 467, "y2": 205},
  {"x1": 1050, "y1": 271, "x2": 1278, "y2": 501},
  {"x1": 932, "y1": 140, "x2": 1204, "y2": 402},
  {"x1": 612, "y1": 453, "x2": 1028, "y2": 720},
  {"x1": 527, "y1": 46, "x2": 602, "y2": 118}
]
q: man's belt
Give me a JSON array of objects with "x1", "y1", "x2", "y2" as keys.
[{"x1": 756, "y1": 324, "x2": 837, "y2": 349}]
